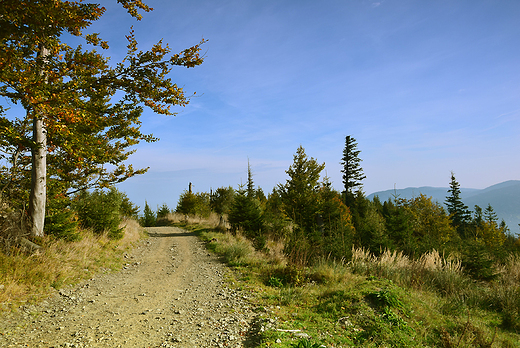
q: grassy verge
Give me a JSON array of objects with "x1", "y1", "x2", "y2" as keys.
[
  {"x1": 186, "y1": 224, "x2": 520, "y2": 348},
  {"x1": 0, "y1": 219, "x2": 145, "y2": 312}
]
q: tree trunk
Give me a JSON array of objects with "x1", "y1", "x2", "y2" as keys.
[
  {"x1": 28, "y1": 45, "x2": 49, "y2": 237},
  {"x1": 28, "y1": 113, "x2": 47, "y2": 237}
]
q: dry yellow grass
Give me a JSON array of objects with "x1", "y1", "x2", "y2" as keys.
[
  {"x1": 0, "y1": 218, "x2": 144, "y2": 311},
  {"x1": 348, "y1": 247, "x2": 467, "y2": 295},
  {"x1": 496, "y1": 253, "x2": 520, "y2": 284},
  {"x1": 164, "y1": 212, "x2": 225, "y2": 228},
  {"x1": 418, "y1": 249, "x2": 462, "y2": 273},
  {"x1": 265, "y1": 239, "x2": 287, "y2": 266}
]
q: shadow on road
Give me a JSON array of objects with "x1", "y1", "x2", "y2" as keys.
[{"x1": 146, "y1": 231, "x2": 197, "y2": 238}]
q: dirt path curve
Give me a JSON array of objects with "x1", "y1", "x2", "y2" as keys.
[{"x1": 0, "y1": 227, "x2": 259, "y2": 348}]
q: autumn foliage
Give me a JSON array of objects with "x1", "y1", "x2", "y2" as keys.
[{"x1": 0, "y1": 1, "x2": 204, "y2": 236}]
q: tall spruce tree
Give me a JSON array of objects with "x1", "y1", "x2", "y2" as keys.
[
  {"x1": 484, "y1": 204, "x2": 498, "y2": 225},
  {"x1": 278, "y1": 145, "x2": 325, "y2": 231},
  {"x1": 341, "y1": 136, "x2": 366, "y2": 201},
  {"x1": 278, "y1": 146, "x2": 325, "y2": 264},
  {"x1": 247, "y1": 159, "x2": 255, "y2": 198},
  {"x1": 445, "y1": 172, "x2": 471, "y2": 237}
]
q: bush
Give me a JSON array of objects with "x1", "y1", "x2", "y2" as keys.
[
  {"x1": 176, "y1": 190, "x2": 211, "y2": 217},
  {"x1": 140, "y1": 201, "x2": 156, "y2": 227},
  {"x1": 119, "y1": 193, "x2": 140, "y2": 219},
  {"x1": 461, "y1": 240, "x2": 497, "y2": 281},
  {"x1": 73, "y1": 187, "x2": 124, "y2": 239},
  {"x1": 228, "y1": 188, "x2": 265, "y2": 250},
  {"x1": 156, "y1": 203, "x2": 170, "y2": 219},
  {"x1": 44, "y1": 194, "x2": 79, "y2": 241}
]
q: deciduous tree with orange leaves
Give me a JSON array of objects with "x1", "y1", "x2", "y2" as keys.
[{"x1": 0, "y1": 0, "x2": 204, "y2": 236}]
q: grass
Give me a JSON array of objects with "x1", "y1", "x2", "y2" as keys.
[
  {"x1": 0, "y1": 218, "x2": 144, "y2": 311},
  {"x1": 185, "y1": 218, "x2": 520, "y2": 348},
  {"x1": 7, "y1": 210, "x2": 515, "y2": 347}
]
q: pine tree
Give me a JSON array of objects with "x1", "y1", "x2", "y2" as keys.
[
  {"x1": 316, "y1": 177, "x2": 355, "y2": 259},
  {"x1": 263, "y1": 188, "x2": 289, "y2": 240},
  {"x1": 228, "y1": 184, "x2": 265, "y2": 250},
  {"x1": 473, "y1": 205, "x2": 483, "y2": 229},
  {"x1": 247, "y1": 159, "x2": 255, "y2": 198},
  {"x1": 445, "y1": 172, "x2": 471, "y2": 237},
  {"x1": 341, "y1": 135, "x2": 366, "y2": 202},
  {"x1": 156, "y1": 203, "x2": 170, "y2": 219},
  {"x1": 210, "y1": 186, "x2": 235, "y2": 216},
  {"x1": 278, "y1": 146, "x2": 325, "y2": 264},
  {"x1": 278, "y1": 145, "x2": 325, "y2": 232},
  {"x1": 484, "y1": 204, "x2": 498, "y2": 225},
  {"x1": 141, "y1": 201, "x2": 156, "y2": 227}
]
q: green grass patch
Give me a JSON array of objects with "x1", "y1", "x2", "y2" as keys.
[{"x1": 194, "y1": 227, "x2": 520, "y2": 347}]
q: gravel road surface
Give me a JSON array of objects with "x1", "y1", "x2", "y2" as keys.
[{"x1": 0, "y1": 226, "x2": 260, "y2": 347}]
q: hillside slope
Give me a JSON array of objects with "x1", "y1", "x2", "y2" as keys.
[{"x1": 368, "y1": 180, "x2": 520, "y2": 234}]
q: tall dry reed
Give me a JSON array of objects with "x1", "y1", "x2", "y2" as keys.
[{"x1": 348, "y1": 247, "x2": 467, "y2": 296}]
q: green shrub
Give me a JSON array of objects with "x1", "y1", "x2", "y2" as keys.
[
  {"x1": 267, "y1": 276, "x2": 284, "y2": 288},
  {"x1": 156, "y1": 203, "x2": 170, "y2": 219},
  {"x1": 155, "y1": 203, "x2": 172, "y2": 226},
  {"x1": 44, "y1": 194, "x2": 79, "y2": 241},
  {"x1": 368, "y1": 287, "x2": 405, "y2": 311},
  {"x1": 176, "y1": 190, "x2": 211, "y2": 217},
  {"x1": 140, "y1": 201, "x2": 156, "y2": 227},
  {"x1": 73, "y1": 187, "x2": 124, "y2": 239},
  {"x1": 266, "y1": 265, "x2": 305, "y2": 287},
  {"x1": 119, "y1": 192, "x2": 140, "y2": 219}
]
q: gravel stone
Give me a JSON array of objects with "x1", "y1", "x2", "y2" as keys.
[{"x1": 0, "y1": 226, "x2": 260, "y2": 347}]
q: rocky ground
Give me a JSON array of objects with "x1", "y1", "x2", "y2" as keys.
[{"x1": 0, "y1": 226, "x2": 265, "y2": 348}]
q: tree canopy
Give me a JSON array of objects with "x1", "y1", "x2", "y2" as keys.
[{"x1": 0, "y1": 0, "x2": 205, "y2": 236}]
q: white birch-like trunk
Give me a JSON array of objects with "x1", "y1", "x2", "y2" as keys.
[
  {"x1": 28, "y1": 45, "x2": 49, "y2": 237},
  {"x1": 28, "y1": 114, "x2": 47, "y2": 237}
]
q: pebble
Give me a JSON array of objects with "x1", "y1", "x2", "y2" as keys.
[{"x1": 0, "y1": 226, "x2": 271, "y2": 347}]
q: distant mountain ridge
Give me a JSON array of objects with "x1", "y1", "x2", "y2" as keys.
[{"x1": 368, "y1": 180, "x2": 520, "y2": 234}]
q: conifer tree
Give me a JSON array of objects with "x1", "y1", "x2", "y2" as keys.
[
  {"x1": 141, "y1": 201, "x2": 156, "y2": 227},
  {"x1": 228, "y1": 184, "x2": 265, "y2": 249},
  {"x1": 484, "y1": 204, "x2": 498, "y2": 225},
  {"x1": 210, "y1": 186, "x2": 235, "y2": 216},
  {"x1": 473, "y1": 205, "x2": 484, "y2": 229},
  {"x1": 278, "y1": 146, "x2": 325, "y2": 263},
  {"x1": 445, "y1": 172, "x2": 471, "y2": 237},
  {"x1": 263, "y1": 188, "x2": 289, "y2": 240},
  {"x1": 245, "y1": 159, "x2": 252, "y2": 198},
  {"x1": 317, "y1": 177, "x2": 355, "y2": 259},
  {"x1": 341, "y1": 135, "x2": 366, "y2": 203},
  {"x1": 156, "y1": 203, "x2": 171, "y2": 225},
  {"x1": 278, "y1": 145, "x2": 325, "y2": 232}
]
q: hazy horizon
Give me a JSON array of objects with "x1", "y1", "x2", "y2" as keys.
[{"x1": 50, "y1": 0, "x2": 518, "y2": 212}]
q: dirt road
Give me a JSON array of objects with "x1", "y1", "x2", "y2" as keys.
[{"x1": 0, "y1": 227, "x2": 259, "y2": 347}]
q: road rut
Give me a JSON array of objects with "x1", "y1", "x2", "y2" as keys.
[{"x1": 0, "y1": 226, "x2": 258, "y2": 347}]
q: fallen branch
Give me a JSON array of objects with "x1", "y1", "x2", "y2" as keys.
[{"x1": 20, "y1": 237, "x2": 42, "y2": 252}]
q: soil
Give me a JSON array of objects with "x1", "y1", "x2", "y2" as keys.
[{"x1": 0, "y1": 226, "x2": 263, "y2": 347}]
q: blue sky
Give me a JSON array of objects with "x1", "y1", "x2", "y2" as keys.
[{"x1": 88, "y1": 0, "x2": 520, "y2": 211}]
